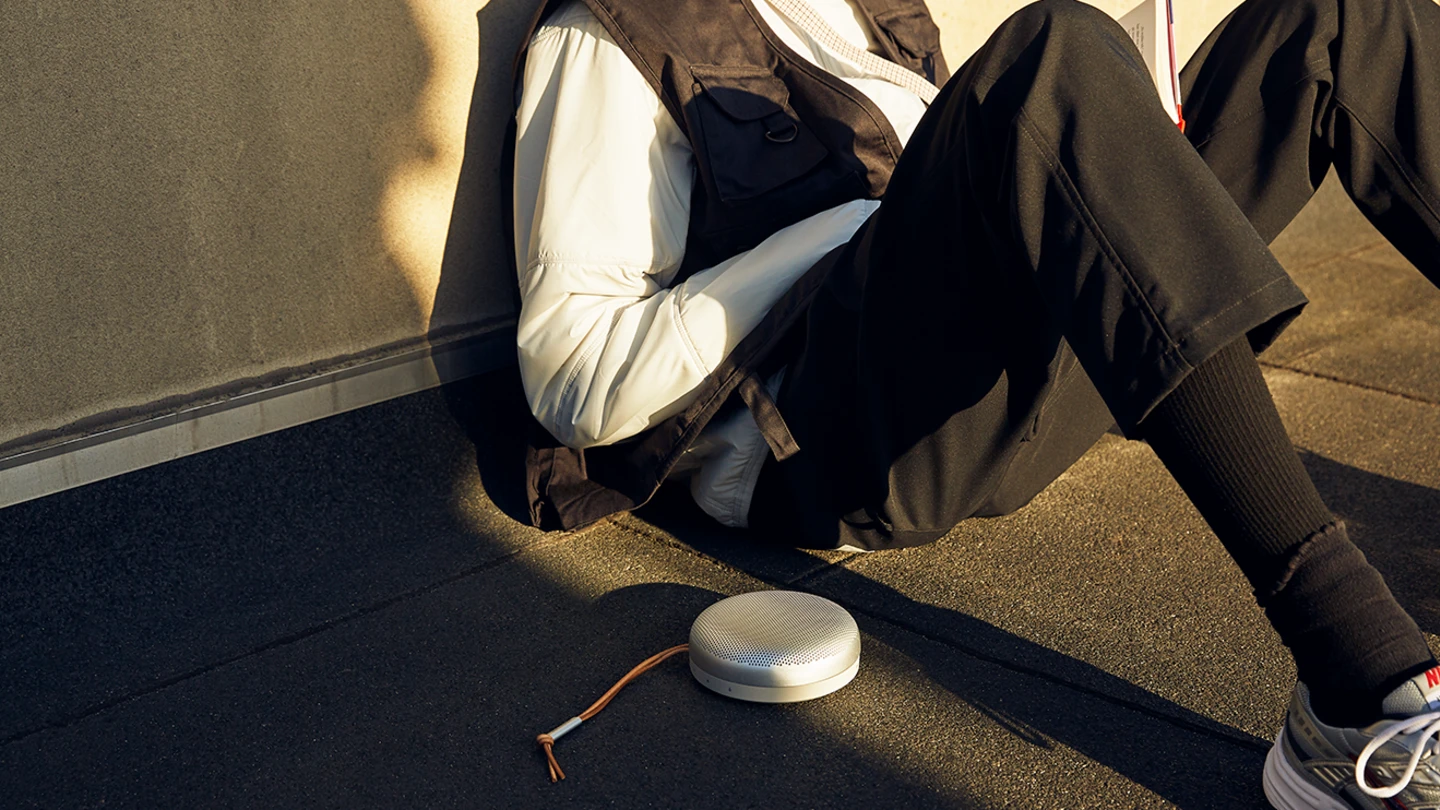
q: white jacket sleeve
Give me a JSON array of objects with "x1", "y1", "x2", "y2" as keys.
[{"x1": 513, "y1": 1, "x2": 878, "y2": 449}]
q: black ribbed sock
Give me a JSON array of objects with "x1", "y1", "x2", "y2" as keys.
[
  {"x1": 1138, "y1": 338, "x2": 1435, "y2": 726},
  {"x1": 1258, "y1": 523, "x2": 1439, "y2": 724}
]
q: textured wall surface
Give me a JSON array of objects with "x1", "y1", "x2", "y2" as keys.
[
  {"x1": 0, "y1": 0, "x2": 532, "y2": 450},
  {"x1": 934, "y1": 0, "x2": 1243, "y2": 69},
  {"x1": 1, "y1": 0, "x2": 1252, "y2": 451}
]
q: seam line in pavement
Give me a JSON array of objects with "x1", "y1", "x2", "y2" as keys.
[
  {"x1": 615, "y1": 519, "x2": 1270, "y2": 755},
  {"x1": 1260, "y1": 361, "x2": 1440, "y2": 407},
  {"x1": 0, "y1": 531, "x2": 579, "y2": 748},
  {"x1": 1281, "y1": 238, "x2": 1387, "y2": 276}
]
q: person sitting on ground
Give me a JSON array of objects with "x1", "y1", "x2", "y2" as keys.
[{"x1": 506, "y1": 0, "x2": 1440, "y2": 805}]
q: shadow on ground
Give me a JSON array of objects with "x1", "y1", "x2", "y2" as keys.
[
  {"x1": 444, "y1": 365, "x2": 1281, "y2": 805},
  {"x1": 1302, "y1": 451, "x2": 1440, "y2": 635},
  {"x1": 2, "y1": 363, "x2": 1298, "y2": 808},
  {"x1": 0, "y1": 385, "x2": 981, "y2": 807},
  {"x1": 637, "y1": 485, "x2": 1272, "y2": 807}
]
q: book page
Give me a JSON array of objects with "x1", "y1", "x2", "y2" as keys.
[{"x1": 1115, "y1": 0, "x2": 1181, "y2": 126}]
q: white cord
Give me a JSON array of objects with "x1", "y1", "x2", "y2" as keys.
[{"x1": 1355, "y1": 709, "x2": 1440, "y2": 798}]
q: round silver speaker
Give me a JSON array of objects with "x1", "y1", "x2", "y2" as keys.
[{"x1": 688, "y1": 591, "x2": 860, "y2": 703}]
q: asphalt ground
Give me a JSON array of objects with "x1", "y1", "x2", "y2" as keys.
[{"x1": 2, "y1": 175, "x2": 1437, "y2": 808}]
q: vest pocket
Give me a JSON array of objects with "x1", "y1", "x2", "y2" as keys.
[
  {"x1": 872, "y1": 8, "x2": 946, "y2": 85},
  {"x1": 688, "y1": 66, "x2": 828, "y2": 203}
]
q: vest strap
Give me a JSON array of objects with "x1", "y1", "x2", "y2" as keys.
[
  {"x1": 766, "y1": 0, "x2": 939, "y2": 104},
  {"x1": 738, "y1": 372, "x2": 800, "y2": 461}
]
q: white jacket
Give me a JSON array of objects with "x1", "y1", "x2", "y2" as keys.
[{"x1": 513, "y1": 0, "x2": 927, "y2": 526}]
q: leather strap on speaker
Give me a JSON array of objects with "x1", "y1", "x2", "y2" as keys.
[{"x1": 535, "y1": 644, "x2": 691, "y2": 782}]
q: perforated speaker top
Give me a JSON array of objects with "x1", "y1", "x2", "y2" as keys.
[{"x1": 688, "y1": 591, "x2": 860, "y2": 703}]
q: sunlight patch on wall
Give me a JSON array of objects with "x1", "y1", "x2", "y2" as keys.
[
  {"x1": 927, "y1": 0, "x2": 1246, "y2": 70},
  {"x1": 381, "y1": 0, "x2": 487, "y2": 318}
]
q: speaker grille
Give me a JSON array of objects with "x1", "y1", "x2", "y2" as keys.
[{"x1": 690, "y1": 591, "x2": 857, "y2": 668}]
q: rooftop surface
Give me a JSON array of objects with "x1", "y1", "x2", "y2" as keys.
[{"x1": 3, "y1": 175, "x2": 1437, "y2": 808}]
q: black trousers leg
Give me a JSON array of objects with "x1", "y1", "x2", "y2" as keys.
[
  {"x1": 1182, "y1": 0, "x2": 1440, "y2": 277},
  {"x1": 754, "y1": 0, "x2": 1437, "y2": 551},
  {"x1": 1168, "y1": 0, "x2": 1440, "y2": 719},
  {"x1": 750, "y1": 0, "x2": 1440, "y2": 719},
  {"x1": 754, "y1": 0, "x2": 1440, "y2": 547}
]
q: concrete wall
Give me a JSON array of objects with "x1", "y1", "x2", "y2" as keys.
[
  {"x1": 935, "y1": 0, "x2": 1240, "y2": 71},
  {"x1": 1, "y1": 0, "x2": 534, "y2": 453},
  {"x1": 1, "y1": 0, "x2": 1248, "y2": 456}
]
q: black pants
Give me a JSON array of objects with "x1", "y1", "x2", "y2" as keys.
[{"x1": 751, "y1": 0, "x2": 1440, "y2": 551}]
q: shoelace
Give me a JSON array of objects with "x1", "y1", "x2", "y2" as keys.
[{"x1": 1355, "y1": 709, "x2": 1440, "y2": 798}]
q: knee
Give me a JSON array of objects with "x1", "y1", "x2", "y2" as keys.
[
  {"x1": 977, "y1": 0, "x2": 1136, "y2": 86},
  {"x1": 987, "y1": 0, "x2": 1131, "y2": 66},
  {"x1": 1003, "y1": 0, "x2": 1120, "y2": 40}
]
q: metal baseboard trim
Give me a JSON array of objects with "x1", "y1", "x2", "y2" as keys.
[{"x1": 0, "y1": 329, "x2": 515, "y2": 510}]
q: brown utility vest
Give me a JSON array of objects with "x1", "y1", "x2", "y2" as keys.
[{"x1": 508, "y1": 0, "x2": 949, "y2": 530}]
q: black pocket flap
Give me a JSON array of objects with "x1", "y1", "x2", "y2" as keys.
[
  {"x1": 686, "y1": 64, "x2": 829, "y2": 203},
  {"x1": 691, "y1": 66, "x2": 791, "y2": 121},
  {"x1": 873, "y1": 8, "x2": 942, "y2": 60},
  {"x1": 873, "y1": 8, "x2": 948, "y2": 85}
]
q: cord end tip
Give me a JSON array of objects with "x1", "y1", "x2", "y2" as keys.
[{"x1": 538, "y1": 735, "x2": 566, "y2": 782}]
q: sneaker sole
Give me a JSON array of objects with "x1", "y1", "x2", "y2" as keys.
[{"x1": 1263, "y1": 726, "x2": 1351, "y2": 810}]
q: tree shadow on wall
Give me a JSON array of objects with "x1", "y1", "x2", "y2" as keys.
[
  {"x1": 430, "y1": 1, "x2": 541, "y2": 526},
  {"x1": 429, "y1": 0, "x2": 541, "y2": 344}
]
